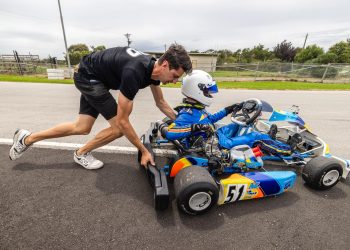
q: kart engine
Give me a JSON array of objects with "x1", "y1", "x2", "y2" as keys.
[{"x1": 204, "y1": 136, "x2": 222, "y2": 158}]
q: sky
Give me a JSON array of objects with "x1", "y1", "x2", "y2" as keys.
[{"x1": 1, "y1": 0, "x2": 349, "y2": 59}]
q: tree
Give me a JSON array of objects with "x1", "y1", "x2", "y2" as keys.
[
  {"x1": 273, "y1": 40, "x2": 297, "y2": 62},
  {"x1": 216, "y1": 49, "x2": 233, "y2": 65},
  {"x1": 91, "y1": 45, "x2": 106, "y2": 52},
  {"x1": 241, "y1": 48, "x2": 253, "y2": 63},
  {"x1": 68, "y1": 51, "x2": 90, "y2": 65},
  {"x1": 68, "y1": 44, "x2": 89, "y2": 53},
  {"x1": 203, "y1": 49, "x2": 215, "y2": 53},
  {"x1": 328, "y1": 41, "x2": 350, "y2": 63},
  {"x1": 251, "y1": 44, "x2": 272, "y2": 61},
  {"x1": 67, "y1": 43, "x2": 90, "y2": 65},
  {"x1": 294, "y1": 44, "x2": 324, "y2": 63},
  {"x1": 315, "y1": 52, "x2": 337, "y2": 64}
]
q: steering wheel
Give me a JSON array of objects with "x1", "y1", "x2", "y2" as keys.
[{"x1": 231, "y1": 98, "x2": 263, "y2": 126}]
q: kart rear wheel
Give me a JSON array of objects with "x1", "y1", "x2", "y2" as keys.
[
  {"x1": 302, "y1": 156, "x2": 343, "y2": 190},
  {"x1": 174, "y1": 166, "x2": 219, "y2": 215}
]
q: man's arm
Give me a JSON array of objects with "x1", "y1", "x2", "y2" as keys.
[
  {"x1": 115, "y1": 92, "x2": 154, "y2": 167},
  {"x1": 150, "y1": 85, "x2": 176, "y2": 120}
]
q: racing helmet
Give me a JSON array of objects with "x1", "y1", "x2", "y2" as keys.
[{"x1": 181, "y1": 70, "x2": 218, "y2": 106}]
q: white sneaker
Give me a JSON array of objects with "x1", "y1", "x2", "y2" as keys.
[
  {"x1": 9, "y1": 129, "x2": 31, "y2": 160},
  {"x1": 74, "y1": 150, "x2": 104, "y2": 170}
]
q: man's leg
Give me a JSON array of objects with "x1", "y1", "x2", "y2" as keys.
[
  {"x1": 9, "y1": 114, "x2": 96, "y2": 161},
  {"x1": 25, "y1": 114, "x2": 96, "y2": 145},
  {"x1": 71, "y1": 75, "x2": 121, "y2": 169},
  {"x1": 77, "y1": 116, "x2": 123, "y2": 155}
]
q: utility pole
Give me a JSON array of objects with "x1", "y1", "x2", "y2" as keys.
[
  {"x1": 57, "y1": 0, "x2": 71, "y2": 78},
  {"x1": 164, "y1": 44, "x2": 167, "y2": 52},
  {"x1": 302, "y1": 33, "x2": 309, "y2": 49},
  {"x1": 124, "y1": 33, "x2": 132, "y2": 47}
]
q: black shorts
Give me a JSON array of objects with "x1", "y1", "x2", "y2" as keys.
[{"x1": 74, "y1": 72, "x2": 117, "y2": 120}]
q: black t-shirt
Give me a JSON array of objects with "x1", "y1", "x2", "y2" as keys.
[{"x1": 78, "y1": 47, "x2": 160, "y2": 100}]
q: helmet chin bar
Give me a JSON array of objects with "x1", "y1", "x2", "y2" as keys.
[{"x1": 231, "y1": 98, "x2": 263, "y2": 126}]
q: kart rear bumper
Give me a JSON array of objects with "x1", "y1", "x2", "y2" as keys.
[{"x1": 142, "y1": 124, "x2": 170, "y2": 210}]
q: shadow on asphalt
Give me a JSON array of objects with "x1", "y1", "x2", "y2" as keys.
[
  {"x1": 14, "y1": 162, "x2": 77, "y2": 171},
  {"x1": 302, "y1": 183, "x2": 348, "y2": 200},
  {"x1": 177, "y1": 192, "x2": 300, "y2": 230}
]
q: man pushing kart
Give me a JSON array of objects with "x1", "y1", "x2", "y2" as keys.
[
  {"x1": 162, "y1": 70, "x2": 302, "y2": 156},
  {"x1": 9, "y1": 44, "x2": 192, "y2": 169}
]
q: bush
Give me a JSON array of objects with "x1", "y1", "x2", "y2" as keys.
[
  {"x1": 273, "y1": 40, "x2": 298, "y2": 62},
  {"x1": 309, "y1": 66, "x2": 338, "y2": 78},
  {"x1": 328, "y1": 41, "x2": 350, "y2": 63},
  {"x1": 295, "y1": 45, "x2": 324, "y2": 63},
  {"x1": 315, "y1": 52, "x2": 337, "y2": 64},
  {"x1": 67, "y1": 50, "x2": 90, "y2": 65}
]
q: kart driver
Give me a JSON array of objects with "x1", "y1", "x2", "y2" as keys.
[
  {"x1": 9, "y1": 44, "x2": 192, "y2": 169},
  {"x1": 163, "y1": 70, "x2": 302, "y2": 156}
]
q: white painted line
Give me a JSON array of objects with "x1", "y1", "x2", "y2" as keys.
[{"x1": 0, "y1": 138, "x2": 178, "y2": 156}]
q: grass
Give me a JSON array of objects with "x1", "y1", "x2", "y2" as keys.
[
  {"x1": 0, "y1": 74, "x2": 73, "y2": 84},
  {"x1": 164, "y1": 81, "x2": 350, "y2": 90},
  {"x1": 1, "y1": 74, "x2": 350, "y2": 90},
  {"x1": 210, "y1": 70, "x2": 290, "y2": 77}
]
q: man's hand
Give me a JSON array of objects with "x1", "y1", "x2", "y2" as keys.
[
  {"x1": 140, "y1": 149, "x2": 155, "y2": 168},
  {"x1": 224, "y1": 102, "x2": 244, "y2": 114}
]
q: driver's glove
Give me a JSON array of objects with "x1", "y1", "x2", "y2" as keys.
[
  {"x1": 191, "y1": 124, "x2": 214, "y2": 135},
  {"x1": 224, "y1": 102, "x2": 244, "y2": 115}
]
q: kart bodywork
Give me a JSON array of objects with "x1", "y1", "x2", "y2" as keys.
[
  {"x1": 138, "y1": 99, "x2": 349, "y2": 215},
  {"x1": 139, "y1": 124, "x2": 296, "y2": 215},
  {"x1": 254, "y1": 104, "x2": 350, "y2": 180}
]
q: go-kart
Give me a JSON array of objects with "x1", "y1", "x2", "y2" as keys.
[{"x1": 137, "y1": 98, "x2": 350, "y2": 215}]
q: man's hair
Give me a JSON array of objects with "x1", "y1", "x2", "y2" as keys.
[{"x1": 158, "y1": 43, "x2": 192, "y2": 73}]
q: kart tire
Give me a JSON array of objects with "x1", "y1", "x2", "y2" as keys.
[
  {"x1": 137, "y1": 134, "x2": 145, "y2": 165},
  {"x1": 174, "y1": 166, "x2": 219, "y2": 215},
  {"x1": 302, "y1": 156, "x2": 343, "y2": 190}
]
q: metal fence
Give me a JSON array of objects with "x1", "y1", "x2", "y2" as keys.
[
  {"x1": 215, "y1": 63, "x2": 350, "y2": 83},
  {"x1": 2, "y1": 56, "x2": 350, "y2": 83},
  {"x1": 0, "y1": 51, "x2": 60, "y2": 75}
]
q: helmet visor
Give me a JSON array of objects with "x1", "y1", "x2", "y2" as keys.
[
  {"x1": 202, "y1": 81, "x2": 218, "y2": 98},
  {"x1": 207, "y1": 82, "x2": 218, "y2": 94}
]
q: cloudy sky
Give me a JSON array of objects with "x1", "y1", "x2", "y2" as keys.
[{"x1": 1, "y1": 0, "x2": 349, "y2": 59}]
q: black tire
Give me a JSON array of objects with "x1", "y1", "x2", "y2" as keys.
[
  {"x1": 302, "y1": 156, "x2": 343, "y2": 190},
  {"x1": 174, "y1": 166, "x2": 219, "y2": 215}
]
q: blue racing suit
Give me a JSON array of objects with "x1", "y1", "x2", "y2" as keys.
[{"x1": 164, "y1": 102, "x2": 292, "y2": 155}]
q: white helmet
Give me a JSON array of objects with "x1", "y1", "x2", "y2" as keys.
[{"x1": 181, "y1": 70, "x2": 218, "y2": 106}]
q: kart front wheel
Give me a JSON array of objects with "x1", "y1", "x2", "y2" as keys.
[
  {"x1": 174, "y1": 166, "x2": 219, "y2": 215},
  {"x1": 302, "y1": 156, "x2": 343, "y2": 190}
]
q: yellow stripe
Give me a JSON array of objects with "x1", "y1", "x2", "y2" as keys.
[
  {"x1": 168, "y1": 128, "x2": 191, "y2": 133},
  {"x1": 199, "y1": 114, "x2": 207, "y2": 121}
]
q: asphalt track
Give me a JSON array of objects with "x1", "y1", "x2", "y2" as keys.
[
  {"x1": 1, "y1": 82, "x2": 350, "y2": 154},
  {"x1": 1, "y1": 82, "x2": 350, "y2": 249},
  {"x1": 1, "y1": 146, "x2": 350, "y2": 249}
]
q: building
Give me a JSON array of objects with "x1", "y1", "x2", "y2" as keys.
[{"x1": 146, "y1": 52, "x2": 218, "y2": 72}]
